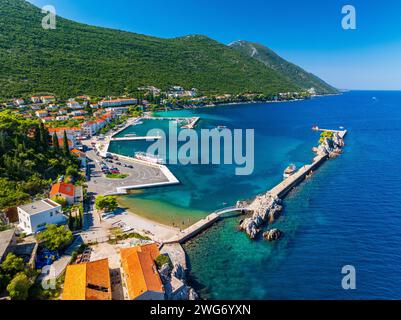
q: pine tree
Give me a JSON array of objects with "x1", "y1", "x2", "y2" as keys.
[
  {"x1": 39, "y1": 123, "x2": 49, "y2": 150},
  {"x1": 63, "y1": 131, "x2": 70, "y2": 155},
  {"x1": 52, "y1": 132, "x2": 59, "y2": 150}
]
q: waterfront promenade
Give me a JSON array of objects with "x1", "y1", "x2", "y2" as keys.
[{"x1": 164, "y1": 207, "x2": 244, "y2": 244}]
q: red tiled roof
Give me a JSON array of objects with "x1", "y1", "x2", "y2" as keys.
[
  {"x1": 57, "y1": 138, "x2": 74, "y2": 148},
  {"x1": 48, "y1": 127, "x2": 81, "y2": 133},
  {"x1": 120, "y1": 244, "x2": 163, "y2": 300},
  {"x1": 63, "y1": 259, "x2": 111, "y2": 300},
  {"x1": 50, "y1": 182, "x2": 75, "y2": 197},
  {"x1": 71, "y1": 149, "x2": 86, "y2": 158}
]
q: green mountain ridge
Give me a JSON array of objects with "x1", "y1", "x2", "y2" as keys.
[
  {"x1": 0, "y1": 0, "x2": 335, "y2": 99},
  {"x1": 229, "y1": 40, "x2": 338, "y2": 94}
]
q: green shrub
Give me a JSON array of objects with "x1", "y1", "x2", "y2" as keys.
[
  {"x1": 37, "y1": 225, "x2": 73, "y2": 251},
  {"x1": 155, "y1": 254, "x2": 172, "y2": 269},
  {"x1": 7, "y1": 273, "x2": 32, "y2": 300}
]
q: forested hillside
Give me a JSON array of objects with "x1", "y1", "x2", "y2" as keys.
[{"x1": 0, "y1": 0, "x2": 299, "y2": 99}]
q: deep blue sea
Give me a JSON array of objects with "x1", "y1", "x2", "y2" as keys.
[{"x1": 110, "y1": 91, "x2": 401, "y2": 299}]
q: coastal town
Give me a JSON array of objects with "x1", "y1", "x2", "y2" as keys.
[{"x1": 0, "y1": 83, "x2": 339, "y2": 301}]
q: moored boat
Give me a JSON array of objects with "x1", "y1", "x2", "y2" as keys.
[
  {"x1": 134, "y1": 152, "x2": 165, "y2": 164},
  {"x1": 283, "y1": 164, "x2": 296, "y2": 179}
]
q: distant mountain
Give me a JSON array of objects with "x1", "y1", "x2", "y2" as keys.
[
  {"x1": 229, "y1": 40, "x2": 338, "y2": 94},
  {"x1": 0, "y1": 0, "x2": 299, "y2": 99}
]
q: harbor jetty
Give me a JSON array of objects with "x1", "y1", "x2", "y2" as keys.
[
  {"x1": 163, "y1": 127, "x2": 347, "y2": 243},
  {"x1": 165, "y1": 206, "x2": 246, "y2": 244},
  {"x1": 145, "y1": 116, "x2": 200, "y2": 129},
  {"x1": 240, "y1": 128, "x2": 347, "y2": 238}
]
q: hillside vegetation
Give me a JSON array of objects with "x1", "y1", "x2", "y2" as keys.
[
  {"x1": 0, "y1": 110, "x2": 79, "y2": 210},
  {"x1": 0, "y1": 0, "x2": 300, "y2": 99},
  {"x1": 229, "y1": 40, "x2": 338, "y2": 94}
]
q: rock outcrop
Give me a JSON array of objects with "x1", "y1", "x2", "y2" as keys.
[
  {"x1": 263, "y1": 229, "x2": 283, "y2": 241},
  {"x1": 239, "y1": 194, "x2": 282, "y2": 239}
]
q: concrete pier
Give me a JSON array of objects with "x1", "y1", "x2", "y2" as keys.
[
  {"x1": 165, "y1": 213, "x2": 221, "y2": 244},
  {"x1": 145, "y1": 116, "x2": 200, "y2": 129},
  {"x1": 165, "y1": 206, "x2": 245, "y2": 244},
  {"x1": 110, "y1": 135, "x2": 162, "y2": 141},
  {"x1": 250, "y1": 130, "x2": 347, "y2": 206}
]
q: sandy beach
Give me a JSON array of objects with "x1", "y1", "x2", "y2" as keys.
[{"x1": 105, "y1": 208, "x2": 181, "y2": 243}]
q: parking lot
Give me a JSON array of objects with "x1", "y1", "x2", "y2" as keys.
[{"x1": 84, "y1": 142, "x2": 171, "y2": 196}]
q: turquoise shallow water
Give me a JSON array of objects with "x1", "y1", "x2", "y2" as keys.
[{"x1": 110, "y1": 91, "x2": 401, "y2": 299}]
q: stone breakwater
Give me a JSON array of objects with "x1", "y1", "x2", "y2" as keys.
[
  {"x1": 239, "y1": 194, "x2": 283, "y2": 239},
  {"x1": 239, "y1": 129, "x2": 347, "y2": 239}
]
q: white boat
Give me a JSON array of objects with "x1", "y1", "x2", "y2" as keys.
[
  {"x1": 124, "y1": 133, "x2": 137, "y2": 137},
  {"x1": 283, "y1": 164, "x2": 297, "y2": 179},
  {"x1": 217, "y1": 125, "x2": 227, "y2": 130},
  {"x1": 135, "y1": 152, "x2": 165, "y2": 165}
]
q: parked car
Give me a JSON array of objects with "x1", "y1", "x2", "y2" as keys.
[
  {"x1": 103, "y1": 214, "x2": 115, "y2": 220},
  {"x1": 127, "y1": 165, "x2": 133, "y2": 169},
  {"x1": 116, "y1": 162, "x2": 122, "y2": 166},
  {"x1": 121, "y1": 226, "x2": 134, "y2": 233},
  {"x1": 101, "y1": 212, "x2": 114, "y2": 218}
]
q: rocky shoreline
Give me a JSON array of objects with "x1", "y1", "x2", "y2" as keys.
[{"x1": 239, "y1": 195, "x2": 283, "y2": 239}]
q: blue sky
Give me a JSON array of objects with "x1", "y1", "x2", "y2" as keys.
[{"x1": 27, "y1": 0, "x2": 401, "y2": 90}]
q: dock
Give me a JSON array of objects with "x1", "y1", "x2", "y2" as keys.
[
  {"x1": 145, "y1": 116, "x2": 200, "y2": 129},
  {"x1": 181, "y1": 117, "x2": 200, "y2": 129},
  {"x1": 110, "y1": 135, "x2": 162, "y2": 141},
  {"x1": 165, "y1": 206, "x2": 244, "y2": 244}
]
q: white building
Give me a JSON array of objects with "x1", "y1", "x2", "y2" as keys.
[
  {"x1": 17, "y1": 199, "x2": 66, "y2": 235},
  {"x1": 46, "y1": 104, "x2": 59, "y2": 111},
  {"x1": 35, "y1": 110, "x2": 49, "y2": 118},
  {"x1": 105, "y1": 106, "x2": 129, "y2": 115},
  {"x1": 99, "y1": 98, "x2": 137, "y2": 108},
  {"x1": 67, "y1": 101, "x2": 82, "y2": 109},
  {"x1": 40, "y1": 96, "x2": 56, "y2": 104},
  {"x1": 81, "y1": 119, "x2": 107, "y2": 137},
  {"x1": 56, "y1": 115, "x2": 70, "y2": 121},
  {"x1": 70, "y1": 110, "x2": 86, "y2": 117},
  {"x1": 31, "y1": 96, "x2": 41, "y2": 104},
  {"x1": 14, "y1": 98, "x2": 25, "y2": 106}
]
